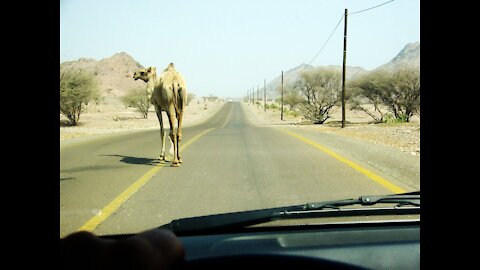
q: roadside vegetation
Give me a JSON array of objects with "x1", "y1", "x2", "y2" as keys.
[
  {"x1": 60, "y1": 67, "x2": 100, "y2": 126},
  {"x1": 60, "y1": 67, "x2": 201, "y2": 123},
  {"x1": 348, "y1": 66, "x2": 420, "y2": 123},
  {"x1": 121, "y1": 87, "x2": 151, "y2": 119},
  {"x1": 121, "y1": 90, "x2": 199, "y2": 119},
  {"x1": 292, "y1": 67, "x2": 342, "y2": 124},
  {"x1": 259, "y1": 65, "x2": 420, "y2": 125},
  {"x1": 60, "y1": 63, "x2": 419, "y2": 127}
]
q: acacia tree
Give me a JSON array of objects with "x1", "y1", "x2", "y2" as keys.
[
  {"x1": 390, "y1": 66, "x2": 420, "y2": 122},
  {"x1": 348, "y1": 70, "x2": 390, "y2": 123},
  {"x1": 281, "y1": 86, "x2": 305, "y2": 111},
  {"x1": 349, "y1": 66, "x2": 420, "y2": 123},
  {"x1": 294, "y1": 68, "x2": 342, "y2": 124},
  {"x1": 122, "y1": 87, "x2": 151, "y2": 119},
  {"x1": 60, "y1": 68, "x2": 99, "y2": 125}
]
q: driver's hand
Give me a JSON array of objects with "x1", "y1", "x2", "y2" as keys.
[{"x1": 61, "y1": 229, "x2": 185, "y2": 270}]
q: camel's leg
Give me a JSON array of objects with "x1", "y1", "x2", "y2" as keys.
[
  {"x1": 154, "y1": 105, "x2": 167, "y2": 161},
  {"x1": 176, "y1": 87, "x2": 186, "y2": 163},
  {"x1": 166, "y1": 108, "x2": 180, "y2": 167},
  {"x1": 176, "y1": 109, "x2": 184, "y2": 163}
]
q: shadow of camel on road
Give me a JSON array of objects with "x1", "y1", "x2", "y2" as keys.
[{"x1": 102, "y1": 154, "x2": 172, "y2": 166}]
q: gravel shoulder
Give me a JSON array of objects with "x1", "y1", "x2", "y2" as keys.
[{"x1": 243, "y1": 102, "x2": 420, "y2": 156}]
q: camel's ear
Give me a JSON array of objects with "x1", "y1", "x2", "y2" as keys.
[{"x1": 146, "y1": 67, "x2": 156, "y2": 74}]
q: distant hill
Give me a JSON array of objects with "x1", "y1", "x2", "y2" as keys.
[
  {"x1": 264, "y1": 41, "x2": 419, "y2": 99},
  {"x1": 60, "y1": 52, "x2": 146, "y2": 104},
  {"x1": 264, "y1": 63, "x2": 313, "y2": 98},
  {"x1": 376, "y1": 42, "x2": 420, "y2": 71}
]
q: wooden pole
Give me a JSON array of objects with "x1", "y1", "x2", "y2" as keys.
[
  {"x1": 341, "y1": 8, "x2": 348, "y2": 128},
  {"x1": 264, "y1": 79, "x2": 266, "y2": 112},
  {"x1": 281, "y1": 71, "x2": 284, "y2": 121}
]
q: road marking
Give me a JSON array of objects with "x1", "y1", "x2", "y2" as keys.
[
  {"x1": 220, "y1": 104, "x2": 233, "y2": 128},
  {"x1": 280, "y1": 128, "x2": 406, "y2": 194},
  {"x1": 77, "y1": 128, "x2": 215, "y2": 233}
]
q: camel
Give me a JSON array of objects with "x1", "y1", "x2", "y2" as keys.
[{"x1": 133, "y1": 63, "x2": 187, "y2": 167}]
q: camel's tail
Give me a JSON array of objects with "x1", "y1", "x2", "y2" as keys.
[
  {"x1": 167, "y1": 63, "x2": 184, "y2": 115},
  {"x1": 173, "y1": 82, "x2": 180, "y2": 114},
  {"x1": 172, "y1": 81, "x2": 185, "y2": 115}
]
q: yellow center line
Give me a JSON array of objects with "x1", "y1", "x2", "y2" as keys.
[
  {"x1": 220, "y1": 106, "x2": 233, "y2": 128},
  {"x1": 77, "y1": 128, "x2": 215, "y2": 233},
  {"x1": 280, "y1": 128, "x2": 406, "y2": 194}
]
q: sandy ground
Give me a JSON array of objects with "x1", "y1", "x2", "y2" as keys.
[
  {"x1": 60, "y1": 98, "x2": 225, "y2": 141},
  {"x1": 244, "y1": 102, "x2": 420, "y2": 156}
]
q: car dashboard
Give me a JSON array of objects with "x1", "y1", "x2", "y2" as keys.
[{"x1": 172, "y1": 219, "x2": 419, "y2": 269}]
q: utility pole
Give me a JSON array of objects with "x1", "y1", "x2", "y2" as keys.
[
  {"x1": 252, "y1": 87, "x2": 254, "y2": 105},
  {"x1": 341, "y1": 8, "x2": 348, "y2": 128},
  {"x1": 264, "y1": 79, "x2": 266, "y2": 112},
  {"x1": 281, "y1": 71, "x2": 284, "y2": 121}
]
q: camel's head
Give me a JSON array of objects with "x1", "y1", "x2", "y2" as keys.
[{"x1": 133, "y1": 67, "x2": 156, "y2": 82}]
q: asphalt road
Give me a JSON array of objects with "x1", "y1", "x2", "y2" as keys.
[{"x1": 60, "y1": 101, "x2": 419, "y2": 237}]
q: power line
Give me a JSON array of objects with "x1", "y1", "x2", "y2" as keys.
[
  {"x1": 350, "y1": 0, "x2": 395, "y2": 15},
  {"x1": 308, "y1": 13, "x2": 345, "y2": 65},
  {"x1": 307, "y1": 0, "x2": 396, "y2": 65}
]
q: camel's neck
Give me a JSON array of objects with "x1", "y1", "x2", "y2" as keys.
[{"x1": 146, "y1": 75, "x2": 157, "y2": 92}]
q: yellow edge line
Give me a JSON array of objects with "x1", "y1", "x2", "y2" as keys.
[
  {"x1": 77, "y1": 128, "x2": 215, "y2": 232},
  {"x1": 280, "y1": 129, "x2": 406, "y2": 194}
]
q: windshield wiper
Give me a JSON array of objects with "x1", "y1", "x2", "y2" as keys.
[
  {"x1": 304, "y1": 191, "x2": 420, "y2": 210},
  {"x1": 160, "y1": 191, "x2": 420, "y2": 234}
]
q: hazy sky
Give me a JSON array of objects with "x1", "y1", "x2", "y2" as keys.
[{"x1": 60, "y1": 0, "x2": 420, "y2": 98}]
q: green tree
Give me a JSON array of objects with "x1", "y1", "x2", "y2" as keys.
[
  {"x1": 348, "y1": 70, "x2": 390, "y2": 123},
  {"x1": 294, "y1": 68, "x2": 342, "y2": 124},
  {"x1": 390, "y1": 66, "x2": 420, "y2": 122},
  {"x1": 60, "y1": 68, "x2": 100, "y2": 126},
  {"x1": 281, "y1": 86, "x2": 305, "y2": 111},
  {"x1": 204, "y1": 95, "x2": 219, "y2": 102},
  {"x1": 349, "y1": 66, "x2": 420, "y2": 123},
  {"x1": 122, "y1": 88, "x2": 151, "y2": 119}
]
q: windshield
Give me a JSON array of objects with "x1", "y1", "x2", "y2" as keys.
[{"x1": 60, "y1": 0, "x2": 420, "y2": 237}]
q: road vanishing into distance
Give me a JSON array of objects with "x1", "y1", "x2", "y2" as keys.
[{"x1": 60, "y1": 102, "x2": 420, "y2": 237}]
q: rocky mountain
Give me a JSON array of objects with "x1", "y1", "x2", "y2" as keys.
[
  {"x1": 60, "y1": 52, "x2": 146, "y2": 103},
  {"x1": 61, "y1": 42, "x2": 419, "y2": 103},
  {"x1": 376, "y1": 42, "x2": 420, "y2": 71},
  {"x1": 264, "y1": 41, "x2": 419, "y2": 99},
  {"x1": 265, "y1": 63, "x2": 314, "y2": 97}
]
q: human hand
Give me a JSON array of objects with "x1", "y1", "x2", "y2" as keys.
[{"x1": 61, "y1": 229, "x2": 185, "y2": 270}]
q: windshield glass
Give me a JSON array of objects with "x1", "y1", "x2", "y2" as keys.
[{"x1": 60, "y1": 0, "x2": 420, "y2": 237}]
